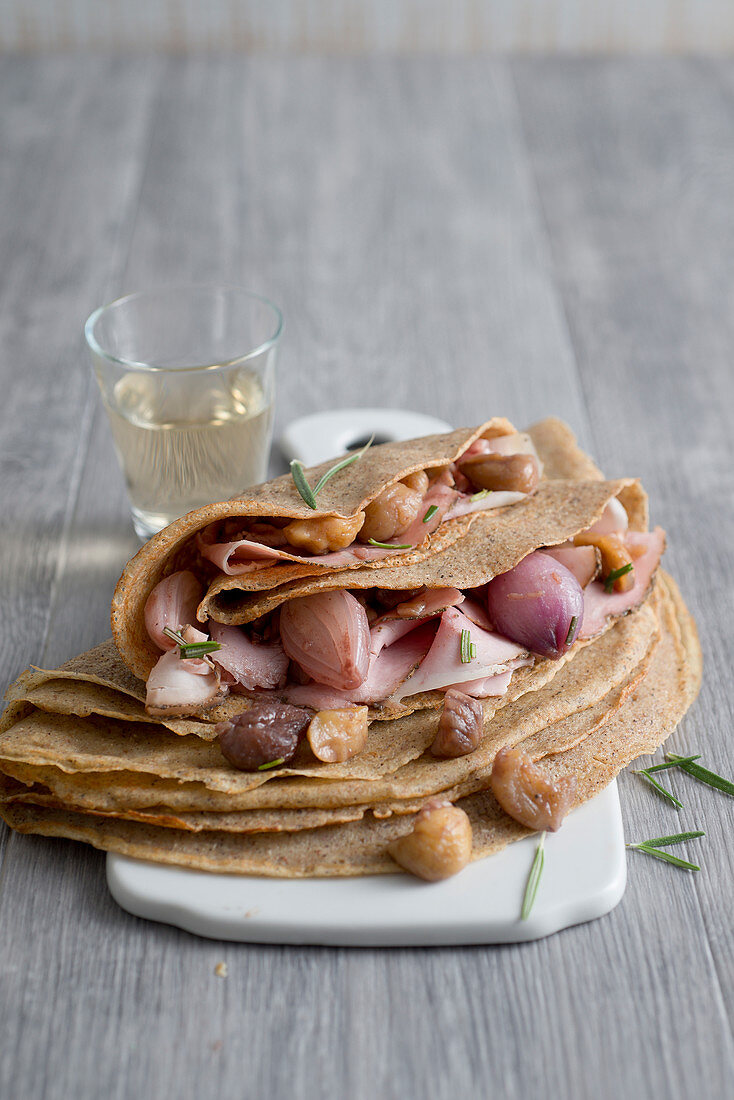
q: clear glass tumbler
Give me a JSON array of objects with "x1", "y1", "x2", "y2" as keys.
[{"x1": 86, "y1": 285, "x2": 282, "y2": 539}]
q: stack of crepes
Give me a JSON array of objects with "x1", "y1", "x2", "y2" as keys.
[{"x1": 0, "y1": 417, "x2": 701, "y2": 877}]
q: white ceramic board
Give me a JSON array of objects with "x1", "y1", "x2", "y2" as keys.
[
  {"x1": 106, "y1": 781, "x2": 626, "y2": 945},
  {"x1": 106, "y1": 408, "x2": 628, "y2": 943}
]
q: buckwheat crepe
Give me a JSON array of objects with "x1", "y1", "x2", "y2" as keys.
[{"x1": 0, "y1": 575, "x2": 700, "y2": 875}]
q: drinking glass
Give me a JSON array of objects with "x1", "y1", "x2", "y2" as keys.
[{"x1": 86, "y1": 285, "x2": 282, "y2": 539}]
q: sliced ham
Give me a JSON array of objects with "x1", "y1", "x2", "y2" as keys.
[
  {"x1": 209, "y1": 622, "x2": 289, "y2": 690},
  {"x1": 369, "y1": 617, "x2": 424, "y2": 658},
  {"x1": 392, "y1": 607, "x2": 528, "y2": 701},
  {"x1": 369, "y1": 589, "x2": 465, "y2": 657},
  {"x1": 282, "y1": 622, "x2": 436, "y2": 708},
  {"x1": 447, "y1": 670, "x2": 513, "y2": 698},
  {"x1": 444, "y1": 490, "x2": 528, "y2": 521},
  {"x1": 579, "y1": 527, "x2": 665, "y2": 639},
  {"x1": 586, "y1": 497, "x2": 629, "y2": 537},
  {"x1": 460, "y1": 598, "x2": 494, "y2": 632},
  {"x1": 146, "y1": 648, "x2": 221, "y2": 715},
  {"x1": 542, "y1": 545, "x2": 600, "y2": 588},
  {"x1": 144, "y1": 570, "x2": 204, "y2": 651},
  {"x1": 447, "y1": 655, "x2": 534, "y2": 698},
  {"x1": 198, "y1": 537, "x2": 406, "y2": 577}
]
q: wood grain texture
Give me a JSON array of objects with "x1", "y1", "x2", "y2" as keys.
[{"x1": 1, "y1": 56, "x2": 733, "y2": 1100}]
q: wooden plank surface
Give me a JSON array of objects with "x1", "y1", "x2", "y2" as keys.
[{"x1": 0, "y1": 56, "x2": 732, "y2": 1099}]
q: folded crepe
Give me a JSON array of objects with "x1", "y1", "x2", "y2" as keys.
[
  {"x1": 108, "y1": 418, "x2": 664, "y2": 733},
  {"x1": 111, "y1": 417, "x2": 581, "y2": 681}
]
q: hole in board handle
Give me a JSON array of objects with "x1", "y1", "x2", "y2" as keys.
[{"x1": 347, "y1": 434, "x2": 392, "y2": 449}]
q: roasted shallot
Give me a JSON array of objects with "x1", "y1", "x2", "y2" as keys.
[
  {"x1": 485, "y1": 551, "x2": 584, "y2": 659},
  {"x1": 280, "y1": 590, "x2": 370, "y2": 690}
]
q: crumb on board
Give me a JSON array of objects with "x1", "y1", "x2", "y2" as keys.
[{"x1": 214, "y1": 962, "x2": 228, "y2": 978}]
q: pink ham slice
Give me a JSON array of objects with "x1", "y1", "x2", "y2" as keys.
[
  {"x1": 369, "y1": 617, "x2": 424, "y2": 658},
  {"x1": 144, "y1": 571, "x2": 204, "y2": 651},
  {"x1": 542, "y1": 545, "x2": 599, "y2": 588},
  {"x1": 447, "y1": 670, "x2": 512, "y2": 699},
  {"x1": 209, "y1": 622, "x2": 289, "y2": 690},
  {"x1": 444, "y1": 490, "x2": 528, "y2": 521},
  {"x1": 445, "y1": 656, "x2": 534, "y2": 698},
  {"x1": 579, "y1": 527, "x2": 665, "y2": 639},
  {"x1": 392, "y1": 607, "x2": 528, "y2": 702},
  {"x1": 368, "y1": 588, "x2": 465, "y2": 659},
  {"x1": 460, "y1": 598, "x2": 494, "y2": 632},
  {"x1": 146, "y1": 648, "x2": 221, "y2": 715},
  {"x1": 586, "y1": 497, "x2": 628, "y2": 537},
  {"x1": 198, "y1": 537, "x2": 407, "y2": 577},
  {"x1": 282, "y1": 622, "x2": 437, "y2": 709}
]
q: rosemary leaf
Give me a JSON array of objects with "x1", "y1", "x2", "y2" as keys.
[
  {"x1": 632, "y1": 830, "x2": 705, "y2": 848},
  {"x1": 367, "y1": 539, "x2": 414, "y2": 550},
  {"x1": 604, "y1": 561, "x2": 633, "y2": 593},
  {"x1": 423, "y1": 504, "x2": 438, "y2": 523},
  {"x1": 521, "y1": 833, "x2": 545, "y2": 920},
  {"x1": 627, "y1": 844, "x2": 699, "y2": 872},
  {"x1": 177, "y1": 642, "x2": 222, "y2": 659},
  {"x1": 258, "y1": 758, "x2": 286, "y2": 771},
  {"x1": 289, "y1": 460, "x2": 317, "y2": 509},
  {"x1": 470, "y1": 642, "x2": 477, "y2": 659},
  {"x1": 666, "y1": 754, "x2": 734, "y2": 798},
  {"x1": 162, "y1": 627, "x2": 221, "y2": 660},
  {"x1": 644, "y1": 755, "x2": 701, "y2": 774},
  {"x1": 311, "y1": 434, "x2": 375, "y2": 497},
  {"x1": 635, "y1": 769, "x2": 683, "y2": 809},
  {"x1": 470, "y1": 489, "x2": 491, "y2": 502},
  {"x1": 565, "y1": 615, "x2": 578, "y2": 646}
]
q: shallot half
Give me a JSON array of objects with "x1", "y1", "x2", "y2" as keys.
[
  {"x1": 279, "y1": 590, "x2": 370, "y2": 690},
  {"x1": 485, "y1": 551, "x2": 584, "y2": 659}
]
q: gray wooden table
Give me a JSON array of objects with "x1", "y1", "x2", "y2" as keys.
[{"x1": 1, "y1": 55, "x2": 732, "y2": 1100}]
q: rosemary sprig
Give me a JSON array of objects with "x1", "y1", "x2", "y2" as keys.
[
  {"x1": 604, "y1": 562, "x2": 634, "y2": 593},
  {"x1": 258, "y1": 758, "x2": 286, "y2": 771},
  {"x1": 460, "y1": 629, "x2": 473, "y2": 664},
  {"x1": 626, "y1": 831, "x2": 704, "y2": 872},
  {"x1": 642, "y1": 756, "x2": 699, "y2": 774},
  {"x1": 634, "y1": 767, "x2": 683, "y2": 808},
  {"x1": 564, "y1": 615, "x2": 578, "y2": 646},
  {"x1": 666, "y1": 754, "x2": 734, "y2": 798},
  {"x1": 633, "y1": 830, "x2": 705, "y2": 847},
  {"x1": 289, "y1": 461, "x2": 317, "y2": 509},
  {"x1": 162, "y1": 627, "x2": 222, "y2": 660},
  {"x1": 521, "y1": 833, "x2": 545, "y2": 920},
  {"x1": 290, "y1": 435, "x2": 375, "y2": 510},
  {"x1": 423, "y1": 504, "x2": 438, "y2": 523},
  {"x1": 626, "y1": 844, "x2": 700, "y2": 872}
]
